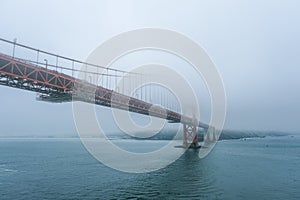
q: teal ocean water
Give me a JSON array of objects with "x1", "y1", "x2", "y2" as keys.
[{"x1": 0, "y1": 135, "x2": 299, "y2": 199}]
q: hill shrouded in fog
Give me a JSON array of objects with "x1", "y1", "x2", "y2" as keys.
[{"x1": 109, "y1": 129, "x2": 289, "y2": 141}]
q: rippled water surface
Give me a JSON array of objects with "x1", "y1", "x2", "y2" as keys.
[{"x1": 0, "y1": 135, "x2": 299, "y2": 199}]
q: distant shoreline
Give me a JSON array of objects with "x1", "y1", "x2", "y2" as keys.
[{"x1": 0, "y1": 130, "x2": 291, "y2": 141}]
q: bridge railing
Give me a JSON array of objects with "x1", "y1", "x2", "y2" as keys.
[
  {"x1": 0, "y1": 38, "x2": 181, "y2": 113},
  {"x1": 0, "y1": 38, "x2": 141, "y2": 88}
]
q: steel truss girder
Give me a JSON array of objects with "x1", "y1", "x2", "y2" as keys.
[{"x1": 0, "y1": 54, "x2": 184, "y2": 125}]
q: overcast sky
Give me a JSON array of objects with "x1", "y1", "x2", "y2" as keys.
[{"x1": 0, "y1": 0, "x2": 300, "y2": 136}]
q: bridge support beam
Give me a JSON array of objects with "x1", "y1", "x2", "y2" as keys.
[{"x1": 183, "y1": 123, "x2": 199, "y2": 149}]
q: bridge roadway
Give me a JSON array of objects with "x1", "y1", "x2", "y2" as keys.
[{"x1": 0, "y1": 52, "x2": 209, "y2": 129}]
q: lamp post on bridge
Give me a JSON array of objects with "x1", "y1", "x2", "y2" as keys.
[
  {"x1": 44, "y1": 59, "x2": 48, "y2": 70},
  {"x1": 12, "y1": 38, "x2": 17, "y2": 58}
]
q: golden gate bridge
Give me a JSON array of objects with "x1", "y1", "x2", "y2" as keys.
[{"x1": 0, "y1": 38, "x2": 215, "y2": 148}]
